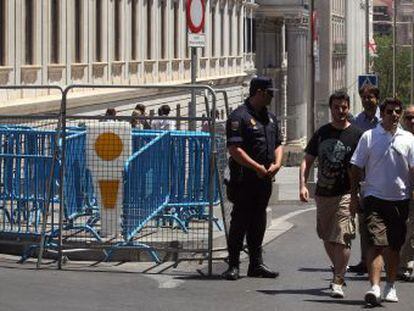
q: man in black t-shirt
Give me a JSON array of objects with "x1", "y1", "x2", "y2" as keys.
[{"x1": 299, "y1": 91, "x2": 362, "y2": 298}]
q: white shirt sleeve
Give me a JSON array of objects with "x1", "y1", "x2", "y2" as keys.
[
  {"x1": 152, "y1": 120, "x2": 161, "y2": 130},
  {"x1": 350, "y1": 131, "x2": 369, "y2": 169},
  {"x1": 407, "y1": 135, "x2": 414, "y2": 168}
]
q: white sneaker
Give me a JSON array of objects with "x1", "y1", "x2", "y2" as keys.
[
  {"x1": 330, "y1": 283, "x2": 344, "y2": 298},
  {"x1": 365, "y1": 285, "x2": 381, "y2": 306},
  {"x1": 383, "y1": 283, "x2": 399, "y2": 302}
]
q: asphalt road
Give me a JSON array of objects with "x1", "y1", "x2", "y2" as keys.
[{"x1": 1, "y1": 200, "x2": 414, "y2": 311}]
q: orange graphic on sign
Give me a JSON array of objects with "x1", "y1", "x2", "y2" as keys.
[
  {"x1": 98, "y1": 180, "x2": 119, "y2": 209},
  {"x1": 95, "y1": 132, "x2": 123, "y2": 161}
]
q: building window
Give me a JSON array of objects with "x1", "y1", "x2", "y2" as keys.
[
  {"x1": 131, "y1": 0, "x2": 137, "y2": 60},
  {"x1": 147, "y1": 0, "x2": 152, "y2": 59},
  {"x1": 50, "y1": 0, "x2": 59, "y2": 64},
  {"x1": 237, "y1": 9, "x2": 241, "y2": 55},
  {"x1": 114, "y1": 0, "x2": 121, "y2": 61},
  {"x1": 244, "y1": 14, "x2": 256, "y2": 54},
  {"x1": 220, "y1": 7, "x2": 224, "y2": 56},
  {"x1": 252, "y1": 18, "x2": 256, "y2": 53},
  {"x1": 211, "y1": 5, "x2": 216, "y2": 57},
  {"x1": 96, "y1": 0, "x2": 102, "y2": 61},
  {"x1": 185, "y1": 25, "x2": 189, "y2": 58},
  {"x1": 161, "y1": 0, "x2": 166, "y2": 59},
  {"x1": 25, "y1": 0, "x2": 34, "y2": 64},
  {"x1": 185, "y1": 4, "x2": 189, "y2": 58},
  {"x1": 74, "y1": 0, "x2": 83, "y2": 63},
  {"x1": 229, "y1": 7, "x2": 233, "y2": 56},
  {"x1": 173, "y1": 1, "x2": 179, "y2": 58},
  {"x1": 0, "y1": 0, "x2": 6, "y2": 66},
  {"x1": 244, "y1": 15, "x2": 250, "y2": 53}
]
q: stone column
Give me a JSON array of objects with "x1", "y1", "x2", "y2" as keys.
[
  {"x1": 285, "y1": 16, "x2": 309, "y2": 146},
  {"x1": 280, "y1": 62, "x2": 288, "y2": 144}
]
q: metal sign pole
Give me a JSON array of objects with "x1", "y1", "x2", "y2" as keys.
[
  {"x1": 58, "y1": 90, "x2": 68, "y2": 270},
  {"x1": 365, "y1": 0, "x2": 370, "y2": 73},
  {"x1": 190, "y1": 47, "x2": 197, "y2": 131},
  {"x1": 393, "y1": 0, "x2": 397, "y2": 97},
  {"x1": 411, "y1": 21, "x2": 414, "y2": 105}
]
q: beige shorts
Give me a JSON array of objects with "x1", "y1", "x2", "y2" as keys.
[{"x1": 315, "y1": 194, "x2": 355, "y2": 247}]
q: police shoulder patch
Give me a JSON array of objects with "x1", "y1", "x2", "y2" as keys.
[
  {"x1": 250, "y1": 118, "x2": 257, "y2": 126},
  {"x1": 231, "y1": 121, "x2": 240, "y2": 131}
]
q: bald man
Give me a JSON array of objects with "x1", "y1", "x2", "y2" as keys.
[{"x1": 400, "y1": 105, "x2": 414, "y2": 281}]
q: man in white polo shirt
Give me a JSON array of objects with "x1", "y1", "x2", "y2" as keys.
[
  {"x1": 350, "y1": 98, "x2": 414, "y2": 306},
  {"x1": 400, "y1": 105, "x2": 414, "y2": 281}
]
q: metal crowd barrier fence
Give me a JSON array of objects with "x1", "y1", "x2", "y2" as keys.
[
  {"x1": 0, "y1": 84, "x2": 228, "y2": 276},
  {"x1": 107, "y1": 131, "x2": 172, "y2": 262},
  {"x1": 0, "y1": 127, "x2": 58, "y2": 234}
]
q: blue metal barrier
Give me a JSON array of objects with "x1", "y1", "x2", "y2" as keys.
[
  {"x1": 166, "y1": 131, "x2": 221, "y2": 231},
  {"x1": 0, "y1": 128, "x2": 58, "y2": 235},
  {"x1": 0, "y1": 127, "x2": 102, "y2": 257},
  {"x1": 105, "y1": 132, "x2": 171, "y2": 262},
  {"x1": 18, "y1": 128, "x2": 101, "y2": 262},
  {"x1": 0, "y1": 125, "x2": 220, "y2": 263},
  {"x1": 131, "y1": 130, "x2": 221, "y2": 233},
  {"x1": 56, "y1": 131, "x2": 101, "y2": 240}
]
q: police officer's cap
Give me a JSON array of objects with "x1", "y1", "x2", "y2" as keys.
[{"x1": 249, "y1": 77, "x2": 278, "y2": 96}]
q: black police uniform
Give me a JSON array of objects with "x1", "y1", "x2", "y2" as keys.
[{"x1": 225, "y1": 99, "x2": 282, "y2": 269}]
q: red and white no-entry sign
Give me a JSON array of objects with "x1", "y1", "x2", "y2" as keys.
[{"x1": 186, "y1": 0, "x2": 205, "y2": 34}]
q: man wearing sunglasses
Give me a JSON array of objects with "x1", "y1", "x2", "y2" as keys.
[
  {"x1": 351, "y1": 98, "x2": 414, "y2": 306},
  {"x1": 349, "y1": 85, "x2": 381, "y2": 275},
  {"x1": 223, "y1": 77, "x2": 283, "y2": 280},
  {"x1": 400, "y1": 106, "x2": 414, "y2": 282}
]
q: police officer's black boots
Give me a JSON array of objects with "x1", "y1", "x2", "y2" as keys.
[
  {"x1": 222, "y1": 266, "x2": 240, "y2": 280},
  {"x1": 222, "y1": 254, "x2": 240, "y2": 280},
  {"x1": 247, "y1": 250, "x2": 279, "y2": 278}
]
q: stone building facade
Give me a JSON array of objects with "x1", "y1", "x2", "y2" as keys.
[
  {"x1": 254, "y1": 0, "x2": 367, "y2": 145},
  {"x1": 0, "y1": 0, "x2": 257, "y2": 119},
  {"x1": 254, "y1": 0, "x2": 309, "y2": 145}
]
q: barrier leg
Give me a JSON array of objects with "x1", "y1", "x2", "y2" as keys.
[{"x1": 104, "y1": 242, "x2": 161, "y2": 264}]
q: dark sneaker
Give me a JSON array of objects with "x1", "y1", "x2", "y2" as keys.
[
  {"x1": 348, "y1": 262, "x2": 368, "y2": 274},
  {"x1": 222, "y1": 266, "x2": 240, "y2": 280},
  {"x1": 400, "y1": 268, "x2": 414, "y2": 282},
  {"x1": 247, "y1": 264, "x2": 279, "y2": 278}
]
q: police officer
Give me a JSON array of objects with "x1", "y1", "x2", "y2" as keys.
[{"x1": 223, "y1": 77, "x2": 283, "y2": 280}]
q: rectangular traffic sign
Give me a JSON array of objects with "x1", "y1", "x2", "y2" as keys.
[
  {"x1": 358, "y1": 74, "x2": 379, "y2": 89},
  {"x1": 188, "y1": 33, "x2": 206, "y2": 48}
]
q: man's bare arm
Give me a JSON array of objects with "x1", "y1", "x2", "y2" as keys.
[
  {"x1": 299, "y1": 154, "x2": 316, "y2": 202},
  {"x1": 349, "y1": 164, "x2": 364, "y2": 215},
  {"x1": 350, "y1": 165, "x2": 363, "y2": 196}
]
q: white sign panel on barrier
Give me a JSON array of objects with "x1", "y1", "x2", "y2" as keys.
[{"x1": 87, "y1": 122, "x2": 131, "y2": 237}]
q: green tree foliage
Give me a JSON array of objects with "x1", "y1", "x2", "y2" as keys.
[{"x1": 372, "y1": 35, "x2": 411, "y2": 105}]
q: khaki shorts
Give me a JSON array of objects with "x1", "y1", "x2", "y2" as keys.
[{"x1": 315, "y1": 194, "x2": 355, "y2": 247}]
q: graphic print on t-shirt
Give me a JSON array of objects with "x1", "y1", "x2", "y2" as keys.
[{"x1": 318, "y1": 138, "x2": 351, "y2": 191}]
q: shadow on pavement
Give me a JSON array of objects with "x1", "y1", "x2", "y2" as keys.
[
  {"x1": 173, "y1": 274, "x2": 224, "y2": 281},
  {"x1": 257, "y1": 288, "x2": 330, "y2": 297},
  {"x1": 303, "y1": 299, "x2": 367, "y2": 307},
  {"x1": 298, "y1": 267, "x2": 332, "y2": 273}
]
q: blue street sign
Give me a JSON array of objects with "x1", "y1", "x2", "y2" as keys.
[{"x1": 358, "y1": 74, "x2": 379, "y2": 89}]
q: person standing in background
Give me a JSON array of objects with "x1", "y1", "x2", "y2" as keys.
[{"x1": 348, "y1": 85, "x2": 381, "y2": 275}]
